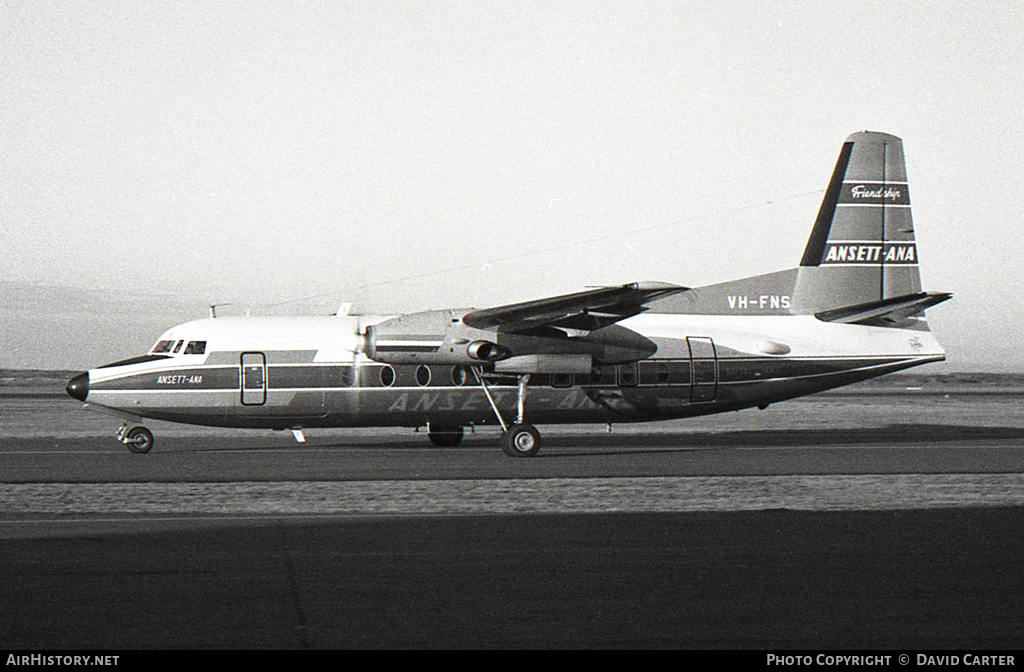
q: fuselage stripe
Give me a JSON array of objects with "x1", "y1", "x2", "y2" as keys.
[{"x1": 87, "y1": 356, "x2": 929, "y2": 394}]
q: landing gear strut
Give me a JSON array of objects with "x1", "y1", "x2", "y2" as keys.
[
  {"x1": 117, "y1": 423, "x2": 154, "y2": 454},
  {"x1": 472, "y1": 367, "x2": 542, "y2": 457}
]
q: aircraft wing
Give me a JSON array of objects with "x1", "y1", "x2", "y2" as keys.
[{"x1": 462, "y1": 281, "x2": 687, "y2": 333}]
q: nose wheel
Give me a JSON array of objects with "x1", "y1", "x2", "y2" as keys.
[{"x1": 117, "y1": 424, "x2": 154, "y2": 454}]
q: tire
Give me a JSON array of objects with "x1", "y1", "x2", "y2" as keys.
[
  {"x1": 501, "y1": 423, "x2": 541, "y2": 457},
  {"x1": 428, "y1": 426, "x2": 464, "y2": 447},
  {"x1": 124, "y1": 426, "x2": 154, "y2": 454}
]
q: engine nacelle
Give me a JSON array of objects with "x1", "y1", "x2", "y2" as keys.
[
  {"x1": 363, "y1": 309, "x2": 658, "y2": 368},
  {"x1": 493, "y1": 354, "x2": 592, "y2": 375},
  {"x1": 363, "y1": 310, "x2": 514, "y2": 365}
]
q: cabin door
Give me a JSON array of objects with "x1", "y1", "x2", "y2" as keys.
[
  {"x1": 687, "y1": 337, "x2": 718, "y2": 403},
  {"x1": 240, "y1": 352, "x2": 267, "y2": 405}
]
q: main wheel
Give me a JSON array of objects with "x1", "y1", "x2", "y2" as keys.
[
  {"x1": 124, "y1": 426, "x2": 154, "y2": 454},
  {"x1": 501, "y1": 423, "x2": 541, "y2": 457},
  {"x1": 428, "y1": 425, "x2": 464, "y2": 447}
]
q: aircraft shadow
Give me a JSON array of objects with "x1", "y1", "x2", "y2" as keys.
[
  {"x1": 539, "y1": 423, "x2": 1024, "y2": 453},
  {"x1": 218, "y1": 423, "x2": 1024, "y2": 456}
]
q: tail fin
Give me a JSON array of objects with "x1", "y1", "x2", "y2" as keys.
[
  {"x1": 792, "y1": 131, "x2": 935, "y2": 324},
  {"x1": 650, "y1": 131, "x2": 948, "y2": 323}
]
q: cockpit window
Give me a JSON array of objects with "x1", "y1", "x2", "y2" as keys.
[
  {"x1": 184, "y1": 340, "x2": 207, "y2": 355},
  {"x1": 172, "y1": 340, "x2": 184, "y2": 354},
  {"x1": 151, "y1": 340, "x2": 175, "y2": 354}
]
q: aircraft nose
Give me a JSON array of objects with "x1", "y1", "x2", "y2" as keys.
[{"x1": 66, "y1": 372, "x2": 89, "y2": 402}]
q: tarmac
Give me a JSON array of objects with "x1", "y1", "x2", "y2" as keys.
[{"x1": 1, "y1": 385, "x2": 1023, "y2": 648}]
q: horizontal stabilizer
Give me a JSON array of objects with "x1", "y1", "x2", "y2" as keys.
[
  {"x1": 815, "y1": 291, "x2": 951, "y2": 325},
  {"x1": 463, "y1": 281, "x2": 687, "y2": 333}
]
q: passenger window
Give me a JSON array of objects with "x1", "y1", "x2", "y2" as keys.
[
  {"x1": 551, "y1": 372, "x2": 573, "y2": 388},
  {"x1": 151, "y1": 340, "x2": 174, "y2": 354},
  {"x1": 183, "y1": 341, "x2": 207, "y2": 355},
  {"x1": 640, "y1": 361, "x2": 672, "y2": 385},
  {"x1": 617, "y1": 363, "x2": 638, "y2": 387},
  {"x1": 451, "y1": 366, "x2": 468, "y2": 386}
]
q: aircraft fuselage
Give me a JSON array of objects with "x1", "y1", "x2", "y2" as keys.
[{"x1": 74, "y1": 313, "x2": 944, "y2": 432}]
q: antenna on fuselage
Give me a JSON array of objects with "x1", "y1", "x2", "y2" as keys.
[
  {"x1": 208, "y1": 303, "x2": 234, "y2": 319},
  {"x1": 330, "y1": 302, "x2": 359, "y2": 317}
]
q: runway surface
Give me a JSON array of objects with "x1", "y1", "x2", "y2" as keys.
[{"x1": 2, "y1": 385, "x2": 1024, "y2": 648}]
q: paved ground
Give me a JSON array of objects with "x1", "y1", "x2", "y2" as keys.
[
  {"x1": 2, "y1": 510, "x2": 1023, "y2": 649},
  {"x1": 1, "y1": 390, "x2": 1023, "y2": 649}
]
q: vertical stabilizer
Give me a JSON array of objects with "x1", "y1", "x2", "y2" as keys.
[{"x1": 792, "y1": 132, "x2": 922, "y2": 315}]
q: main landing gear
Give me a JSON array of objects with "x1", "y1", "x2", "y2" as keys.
[
  {"x1": 472, "y1": 367, "x2": 542, "y2": 457},
  {"x1": 501, "y1": 423, "x2": 541, "y2": 458},
  {"x1": 116, "y1": 423, "x2": 154, "y2": 454},
  {"x1": 427, "y1": 424, "x2": 464, "y2": 447}
]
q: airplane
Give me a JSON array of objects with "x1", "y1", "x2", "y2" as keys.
[{"x1": 66, "y1": 131, "x2": 950, "y2": 456}]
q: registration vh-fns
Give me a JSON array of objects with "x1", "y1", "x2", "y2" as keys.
[{"x1": 66, "y1": 131, "x2": 949, "y2": 456}]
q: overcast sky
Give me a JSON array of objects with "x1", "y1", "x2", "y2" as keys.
[{"x1": 3, "y1": 1, "x2": 1023, "y2": 370}]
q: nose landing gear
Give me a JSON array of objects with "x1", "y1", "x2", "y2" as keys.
[{"x1": 116, "y1": 423, "x2": 154, "y2": 454}]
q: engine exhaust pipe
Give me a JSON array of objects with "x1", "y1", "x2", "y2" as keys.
[{"x1": 467, "y1": 340, "x2": 511, "y2": 362}]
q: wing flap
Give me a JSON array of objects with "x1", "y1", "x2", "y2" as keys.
[{"x1": 462, "y1": 281, "x2": 687, "y2": 333}]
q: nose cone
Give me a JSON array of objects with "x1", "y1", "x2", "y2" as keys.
[{"x1": 66, "y1": 372, "x2": 90, "y2": 402}]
